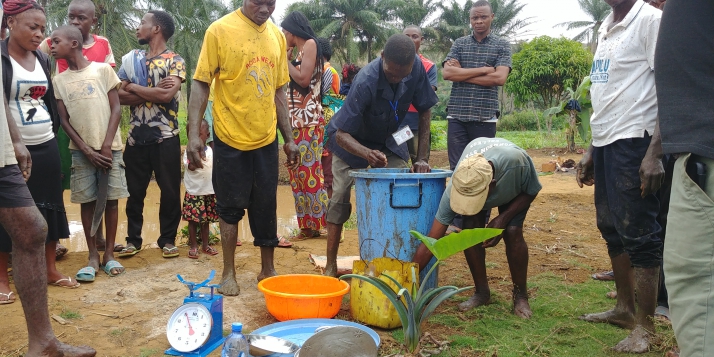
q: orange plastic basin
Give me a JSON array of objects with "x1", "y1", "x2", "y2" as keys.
[{"x1": 257, "y1": 274, "x2": 350, "y2": 321}]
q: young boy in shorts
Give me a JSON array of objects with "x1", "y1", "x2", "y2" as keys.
[
  {"x1": 50, "y1": 26, "x2": 127, "y2": 281},
  {"x1": 38, "y1": 0, "x2": 119, "y2": 256}
]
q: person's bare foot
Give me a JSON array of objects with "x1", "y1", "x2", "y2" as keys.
[
  {"x1": 324, "y1": 263, "x2": 338, "y2": 278},
  {"x1": 458, "y1": 292, "x2": 491, "y2": 312},
  {"x1": 33, "y1": 339, "x2": 96, "y2": 357},
  {"x1": 513, "y1": 295, "x2": 532, "y2": 319},
  {"x1": 579, "y1": 309, "x2": 635, "y2": 329},
  {"x1": 613, "y1": 325, "x2": 652, "y2": 353},
  {"x1": 257, "y1": 268, "x2": 278, "y2": 282},
  {"x1": 218, "y1": 276, "x2": 240, "y2": 296},
  {"x1": 665, "y1": 347, "x2": 680, "y2": 357}
]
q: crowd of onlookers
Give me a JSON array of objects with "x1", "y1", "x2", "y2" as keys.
[{"x1": 0, "y1": 0, "x2": 711, "y2": 356}]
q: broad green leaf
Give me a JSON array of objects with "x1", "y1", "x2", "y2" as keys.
[
  {"x1": 420, "y1": 286, "x2": 473, "y2": 323},
  {"x1": 410, "y1": 228, "x2": 503, "y2": 261}
]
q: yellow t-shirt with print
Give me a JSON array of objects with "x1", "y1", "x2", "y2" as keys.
[{"x1": 194, "y1": 9, "x2": 289, "y2": 151}]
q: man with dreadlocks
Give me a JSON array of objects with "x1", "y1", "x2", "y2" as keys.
[{"x1": 281, "y1": 11, "x2": 329, "y2": 242}]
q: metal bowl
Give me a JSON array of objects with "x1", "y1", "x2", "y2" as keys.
[
  {"x1": 296, "y1": 326, "x2": 378, "y2": 357},
  {"x1": 246, "y1": 334, "x2": 300, "y2": 357}
]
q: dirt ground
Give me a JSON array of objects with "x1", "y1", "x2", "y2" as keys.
[{"x1": 0, "y1": 149, "x2": 607, "y2": 357}]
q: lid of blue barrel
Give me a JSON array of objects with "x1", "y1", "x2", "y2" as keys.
[{"x1": 349, "y1": 168, "x2": 452, "y2": 179}]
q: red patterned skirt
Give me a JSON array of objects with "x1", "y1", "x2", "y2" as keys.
[{"x1": 289, "y1": 125, "x2": 329, "y2": 231}]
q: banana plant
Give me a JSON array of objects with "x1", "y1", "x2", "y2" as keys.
[{"x1": 340, "y1": 228, "x2": 502, "y2": 354}]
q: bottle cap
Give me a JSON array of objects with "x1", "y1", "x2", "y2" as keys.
[{"x1": 231, "y1": 322, "x2": 243, "y2": 332}]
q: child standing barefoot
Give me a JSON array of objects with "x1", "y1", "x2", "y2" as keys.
[{"x1": 182, "y1": 119, "x2": 218, "y2": 258}]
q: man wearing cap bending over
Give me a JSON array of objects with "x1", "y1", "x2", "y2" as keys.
[
  {"x1": 412, "y1": 137, "x2": 542, "y2": 318},
  {"x1": 324, "y1": 34, "x2": 438, "y2": 277}
]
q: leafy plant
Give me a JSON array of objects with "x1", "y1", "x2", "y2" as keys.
[
  {"x1": 178, "y1": 223, "x2": 220, "y2": 246},
  {"x1": 340, "y1": 228, "x2": 502, "y2": 353},
  {"x1": 542, "y1": 76, "x2": 592, "y2": 151}
]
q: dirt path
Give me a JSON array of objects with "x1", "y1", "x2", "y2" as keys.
[{"x1": 0, "y1": 149, "x2": 606, "y2": 357}]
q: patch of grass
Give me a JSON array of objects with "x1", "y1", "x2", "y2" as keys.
[
  {"x1": 138, "y1": 349, "x2": 158, "y2": 357},
  {"x1": 400, "y1": 273, "x2": 676, "y2": 357},
  {"x1": 343, "y1": 212, "x2": 358, "y2": 230},
  {"x1": 429, "y1": 121, "x2": 585, "y2": 151},
  {"x1": 59, "y1": 308, "x2": 82, "y2": 320},
  {"x1": 549, "y1": 212, "x2": 558, "y2": 223}
]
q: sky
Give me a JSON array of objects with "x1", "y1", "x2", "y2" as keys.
[{"x1": 262, "y1": 0, "x2": 599, "y2": 41}]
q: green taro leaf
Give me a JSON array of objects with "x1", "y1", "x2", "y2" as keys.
[{"x1": 410, "y1": 228, "x2": 503, "y2": 261}]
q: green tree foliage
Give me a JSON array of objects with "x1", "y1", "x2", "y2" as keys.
[
  {"x1": 557, "y1": 0, "x2": 611, "y2": 53},
  {"x1": 147, "y1": 0, "x2": 229, "y2": 99},
  {"x1": 429, "y1": 0, "x2": 530, "y2": 60},
  {"x1": 505, "y1": 36, "x2": 593, "y2": 119},
  {"x1": 287, "y1": 0, "x2": 400, "y2": 63}
]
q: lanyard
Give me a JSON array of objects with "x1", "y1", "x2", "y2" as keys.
[{"x1": 388, "y1": 100, "x2": 399, "y2": 123}]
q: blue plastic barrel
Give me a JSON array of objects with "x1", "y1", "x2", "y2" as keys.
[{"x1": 349, "y1": 168, "x2": 452, "y2": 289}]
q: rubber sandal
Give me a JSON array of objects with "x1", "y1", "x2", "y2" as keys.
[
  {"x1": 102, "y1": 260, "x2": 125, "y2": 277},
  {"x1": 277, "y1": 236, "x2": 293, "y2": 248},
  {"x1": 118, "y1": 244, "x2": 140, "y2": 258},
  {"x1": 162, "y1": 246, "x2": 179, "y2": 258},
  {"x1": 312, "y1": 229, "x2": 326, "y2": 237},
  {"x1": 49, "y1": 277, "x2": 80, "y2": 288},
  {"x1": 113, "y1": 244, "x2": 125, "y2": 253},
  {"x1": 236, "y1": 240, "x2": 242, "y2": 247},
  {"x1": 202, "y1": 246, "x2": 219, "y2": 256},
  {"x1": 0, "y1": 291, "x2": 15, "y2": 305},
  {"x1": 655, "y1": 306, "x2": 670, "y2": 321},
  {"x1": 289, "y1": 231, "x2": 311, "y2": 241},
  {"x1": 188, "y1": 247, "x2": 199, "y2": 259},
  {"x1": 592, "y1": 270, "x2": 615, "y2": 281},
  {"x1": 55, "y1": 244, "x2": 68, "y2": 259},
  {"x1": 75, "y1": 266, "x2": 96, "y2": 282}
]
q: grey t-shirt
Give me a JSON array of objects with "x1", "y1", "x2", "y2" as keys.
[{"x1": 435, "y1": 138, "x2": 542, "y2": 226}]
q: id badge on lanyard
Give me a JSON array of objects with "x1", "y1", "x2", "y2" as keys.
[{"x1": 388, "y1": 99, "x2": 414, "y2": 145}]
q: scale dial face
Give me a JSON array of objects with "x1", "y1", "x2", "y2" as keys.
[{"x1": 167, "y1": 302, "x2": 213, "y2": 352}]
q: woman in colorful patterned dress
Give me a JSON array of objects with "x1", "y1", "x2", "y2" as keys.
[{"x1": 281, "y1": 11, "x2": 329, "y2": 241}]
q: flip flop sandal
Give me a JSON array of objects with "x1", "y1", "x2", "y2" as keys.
[
  {"x1": 118, "y1": 245, "x2": 141, "y2": 258},
  {"x1": 236, "y1": 240, "x2": 242, "y2": 247},
  {"x1": 312, "y1": 229, "x2": 327, "y2": 237},
  {"x1": 0, "y1": 291, "x2": 15, "y2": 305},
  {"x1": 202, "y1": 246, "x2": 219, "y2": 256},
  {"x1": 188, "y1": 247, "x2": 200, "y2": 259},
  {"x1": 102, "y1": 260, "x2": 125, "y2": 277},
  {"x1": 277, "y1": 236, "x2": 293, "y2": 248},
  {"x1": 289, "y1": 231, "x2": 311, "y2": 241},
  {"x1": 55, "y1": 244, "x2": 68, "y2": 259},
  {"x1": 113, "y1": 244, "x2": 125, "y2": 253},
  {"x1": 49, "y1": 277, "x2": 81, "y2": 288},
  {"x1": 75, "y1": 266, "x2": 96, "y2": 282},
  {"x1": 592, "y1": 271, "x2": 615, "y2": 281},
  {"x1": 162, "y1": 246, "x2": 180, "y2": 258}
]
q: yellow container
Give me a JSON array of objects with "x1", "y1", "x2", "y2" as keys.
[{"x1": 350, "y1": 257, "x2": 419, "y2": 329}]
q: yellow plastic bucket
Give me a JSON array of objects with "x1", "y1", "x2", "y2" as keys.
[{"x1": 350, "y1": 257, "x2": 419, "y2": 329}]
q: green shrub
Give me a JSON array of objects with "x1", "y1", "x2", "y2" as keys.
[{"x1": 497, "y1": 109, "x2": 568, "y2": 132}]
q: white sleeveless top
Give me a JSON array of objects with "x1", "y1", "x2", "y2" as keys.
[{"x1": 9, "y1": 57, "x2": 53, "y2": 146}]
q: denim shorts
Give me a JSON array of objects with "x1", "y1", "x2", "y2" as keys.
[{"x1": 70, "y1": 150, "x2": 130, "y2": 204}]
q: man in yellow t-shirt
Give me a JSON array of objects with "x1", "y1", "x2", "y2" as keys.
[{"x1": 187, "y1": 0, "x2": 299, "y2": 296}]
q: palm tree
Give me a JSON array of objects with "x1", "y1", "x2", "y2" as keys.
[
  {"x1": 490, "y1": 0, "x2": 533, "y2": 40},
  {"x1": 288, "y1": 0, "x2": 398, "y2": 63},
  {"x1": 396, "y1": 0, "x2": 437, "y2": 28},
  {"x1": 556, "y1": 0, "x2": 611, "y2": 53},
  {"x1": 147, "y1": 0, "x2": 229, "y2": 99},
  {"x1": 429, "y1": 0, "x2": 530, "y2": 59}
]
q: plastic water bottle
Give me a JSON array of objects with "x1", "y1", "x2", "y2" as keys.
[{"x1": 221, "y1": 323, "x2": 249, "y2": 357}]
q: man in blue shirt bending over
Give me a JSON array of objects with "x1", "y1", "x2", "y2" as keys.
[{"x1": 323, "y1": 34, "x2": 439, "y2": 277}]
